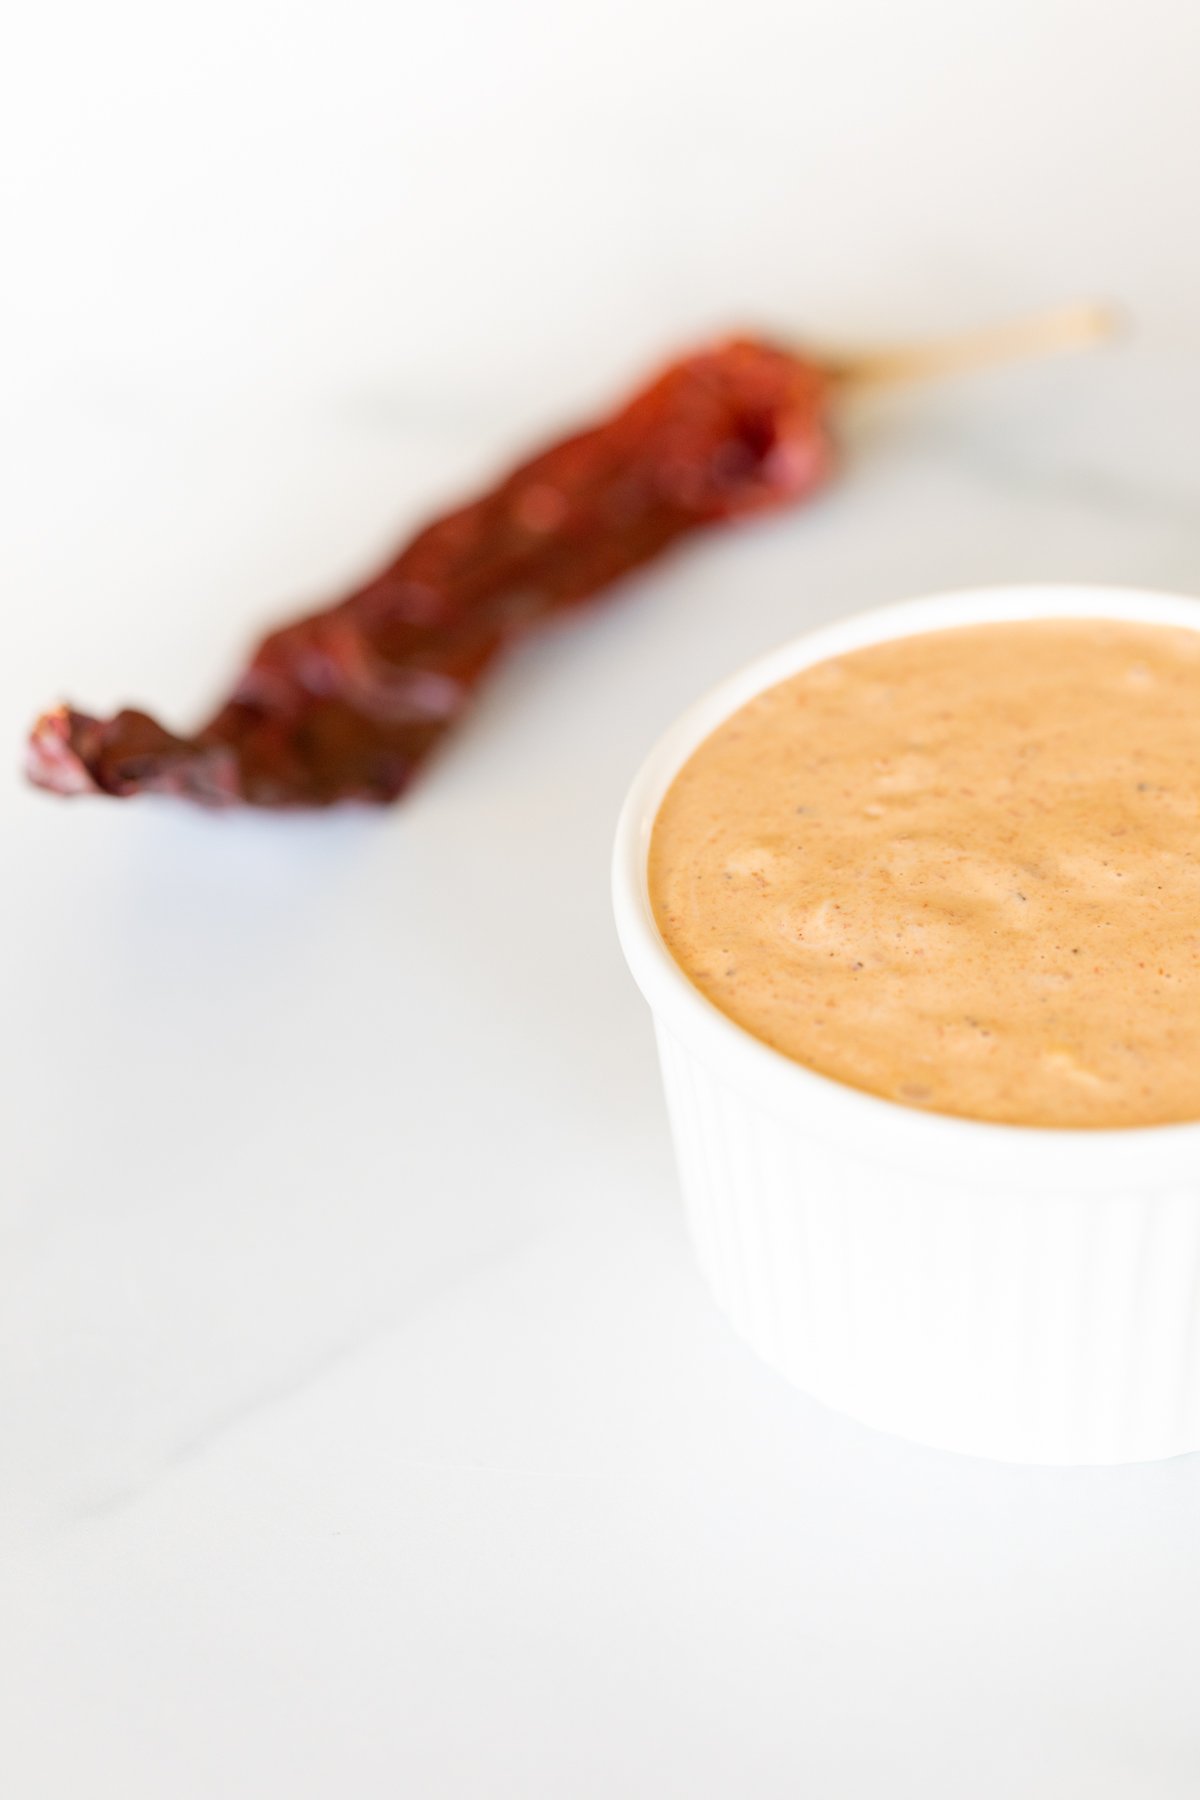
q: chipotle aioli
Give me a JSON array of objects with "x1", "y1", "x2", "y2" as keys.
[{"x1": 649, "y1": 619, "x2": 1200, "y2": 1128}]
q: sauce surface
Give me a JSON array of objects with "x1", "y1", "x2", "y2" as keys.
[{"x1": 650, "y1": 619, "x2": 1200, "y2": 1128}]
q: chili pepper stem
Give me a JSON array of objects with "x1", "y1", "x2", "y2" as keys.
[{"x1": 830, "y1": 302, "x2": 1118, "y2": 390}]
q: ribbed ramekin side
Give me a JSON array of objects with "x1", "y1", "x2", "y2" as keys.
[{"x1": 653, "y1": 1025, "x2": 1200, "y2": 1465}]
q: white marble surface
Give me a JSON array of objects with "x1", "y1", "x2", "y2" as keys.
[{"x1": 6, "y1": 3, "x2": 1200, "y2": 1794}]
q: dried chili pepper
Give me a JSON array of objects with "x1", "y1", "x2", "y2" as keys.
[{"x1": 26, "y1": 307, "x2": 1111, "y2": 809}]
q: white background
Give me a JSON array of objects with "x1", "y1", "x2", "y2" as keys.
[{"x1": 5, "y1": 3, "x2": 1200, "y2": 1795}]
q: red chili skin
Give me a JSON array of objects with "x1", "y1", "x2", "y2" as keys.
[{"x1": 26, "y1": 337, "x2": 835, "y2": 807}]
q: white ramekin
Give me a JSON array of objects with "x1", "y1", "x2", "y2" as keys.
[{"x1": 614, "y1": 584, "x2": 1200, "y2": 1465}]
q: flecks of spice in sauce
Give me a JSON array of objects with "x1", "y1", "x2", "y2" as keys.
[{"x1": 649, "y1": 619, "x2": 1200, "y2": 1128}]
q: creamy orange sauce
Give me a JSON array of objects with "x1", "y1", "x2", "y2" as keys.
[{"x1": 650, "y1": 620, "x2": 1200, "y2": 1128}]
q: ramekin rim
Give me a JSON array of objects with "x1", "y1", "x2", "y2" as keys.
[{"x1": 612, "y1": 581, "x2": 1200, "y2": 1172}]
